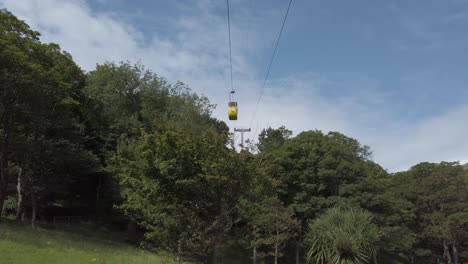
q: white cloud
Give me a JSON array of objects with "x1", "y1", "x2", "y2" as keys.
[
  {"x1": 2, "y1": 0, "x2": 143, "y2": 70},
  {"x1": 1, "y1": 0, "x2": 467, "y2": 172},
  {"x1": 369, "y1": 105, "x2": 468, "y2": 171}
]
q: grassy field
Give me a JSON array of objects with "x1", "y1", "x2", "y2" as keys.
[{"x1": 0, "y1": 218, "x2": 176, "y2": 264}]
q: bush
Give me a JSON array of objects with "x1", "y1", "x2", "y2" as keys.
[{"x1": 2, "y1": 195, "x2": 17, "y2": 215}]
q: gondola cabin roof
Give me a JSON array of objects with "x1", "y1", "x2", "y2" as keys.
[{"x1": 228, "y1": 101, "x2": 237, "y2": 120}]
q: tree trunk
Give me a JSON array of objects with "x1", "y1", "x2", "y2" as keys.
[
  {"x1": 15, "y1": 166, "x2": 23, "y2": 219},
  {"x1": 274, "y1": 242, "x2": 279, "y2": 264},
  {"x1": 409, "y1": 251, "x2": 414, "y2": 264},
  {"x1": 252, "y1": 245, "x2": 257, "y2": 264},
  {"x1": 206, "y1": 249, "x2": 216, "y2": 264},
  {"x1": 95, "y1": 173, "x2": 102, "y2": 216},
  {"x1": 0, "y1": 178, "x2": 7, "y2": 218},
  {"x1": 0, "y1": 115, "x2": 11, "y2": 219},
  {"x1": 205, "y1": 241, "x2": 216, "y2": 264},
  {"x1": 295, "y1": 241, "x2": 301, "y2": 264},
  {"x1": 127, "y1": 220, "x2": 137, "y2": 242},
  {"x1": 373, "y1": 251, "x2": 378, "y2": 264},
  {"x1": 176, "y1": 238, "x2": 182, "y2": 264},
  {"x1": 443, "y1": 240, "x2": 453, "y2": 264},
  {"x1": 275, "y1": 214, "x2": 279, "y2": 264},
  {"x1": 206, "y1": 234, "x2": 224, "y2": 264},
  {"x1": 0, "y1": 160, "x2": 9, "y2": 218},
  {"x1": 31, "y1": 192, "x2": 37, "y2": 229},
  {"x1": 452, "y1": 244, "x2": 459, "y2": 264}
]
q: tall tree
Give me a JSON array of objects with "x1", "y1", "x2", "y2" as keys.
[
  {"x1": 109, "y1": 81, "x2": 242, "y2": 263},
  {"x1": 84, "y1": 62, "x2": 227, "y2": 221},
  {"x1": 404, "y1": 162, "x2": 468, "y2": 263},
  {"x1": 240, "y1": 196, "x2": 298, "y2": 264},
  {"x1": 258, "y1": 129, "x2": 373, "y2": 263},
  {"x1": 344, "y1": 162, "x2": 418, "y2": 263},
  {"x1": 0, "y1": 9, "x2": 97, "y2": 218},
  {"x1": 0, "y1": 8, "x2": 41, "y2": 216}
]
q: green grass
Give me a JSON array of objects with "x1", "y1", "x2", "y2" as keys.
[{"x1": 0, "y1": 218, "x2": 176, "y2": 264}]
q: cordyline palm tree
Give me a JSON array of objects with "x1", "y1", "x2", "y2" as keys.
[{"x1": 306, "y1": 207, "x2": 381, "y2": 264}]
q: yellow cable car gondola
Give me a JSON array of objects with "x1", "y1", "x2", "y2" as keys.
[{"x1": 228, "y1": 91, "x2": 237, "y2": 120}]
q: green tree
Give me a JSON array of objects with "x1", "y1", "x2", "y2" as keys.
[
  {"x1": 258, "y1": 129, "x2": 373, "y2": 263},
  {"x1": 0, "y1": 8, "x2": 42, "y2": 215},
  {"x1": 403, "y1": 162, "x2": 468, "y2": 263},
  {"x1": 110, "y1": 95, "x2": 242, "y2": 264},
  {"x1": 247, "y1": 197, "x2": 298, "y2": 264},
  {"x1": 345, "y1": 162, "x2": 417, "y2": 263},
  {"x1": 306, "y1": 207, "x2": 381, "y2": 264},
  {"x1": 0, "y1": 9, "x2": 98, "y2": 220},
  {"x1": 257, "y1": 126, "x2": 292, "y2": 153},
  {"x1": 83, "y1": 61, "x2": 227, "y2": 222},
  {"x1": 238, "y1": 141, "x2": 298, "y2": 264}
]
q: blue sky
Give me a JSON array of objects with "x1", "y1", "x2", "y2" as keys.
[{"x1": 2, "y1": 0, "x2": 468, "y2": 171}]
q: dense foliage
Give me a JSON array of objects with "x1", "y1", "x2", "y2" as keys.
[
  {"x1": 1, "y1": 9, "x2": 467, "y2": 264},
  {"x1": 306, "y1": 207, "x2": 381, "y2": 264}
]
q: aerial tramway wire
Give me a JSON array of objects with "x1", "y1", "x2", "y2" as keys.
[
  {"x1": 226, "y1": 0, "x2": 235, "y2": 93},
  {"x1": 248, "y1": 0, "x2": 294, "y2": 145}
]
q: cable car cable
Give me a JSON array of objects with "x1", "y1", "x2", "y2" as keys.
[
  {"x1": 247, "y1": 0, "x2": 293, "y2": 144},
  {"x1": 226, "y1": 0, "x2": 234, "y2": 93},
  {"x1": 249, "y1": 0, "x2": 293, "y2": 127},
  {"x1": 226, "y1": 0, "x2": 238, "y2": 121}
]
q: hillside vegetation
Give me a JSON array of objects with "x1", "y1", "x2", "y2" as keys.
[{"x1": 1, "y1": 8, "x2": 468, "y2": 264}]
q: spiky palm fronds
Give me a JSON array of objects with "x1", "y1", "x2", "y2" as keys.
[{"x1": 306, "y1": 207, "x2": 381, "y2": 264}]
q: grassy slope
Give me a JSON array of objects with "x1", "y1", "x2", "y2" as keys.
[{"x1": 0, "y1": 219, "x2": 176, "y2": 264}]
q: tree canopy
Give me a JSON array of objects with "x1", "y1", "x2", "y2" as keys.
[{"x1": 1, "y1": 9, "x2": 468, "y2": 264}]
